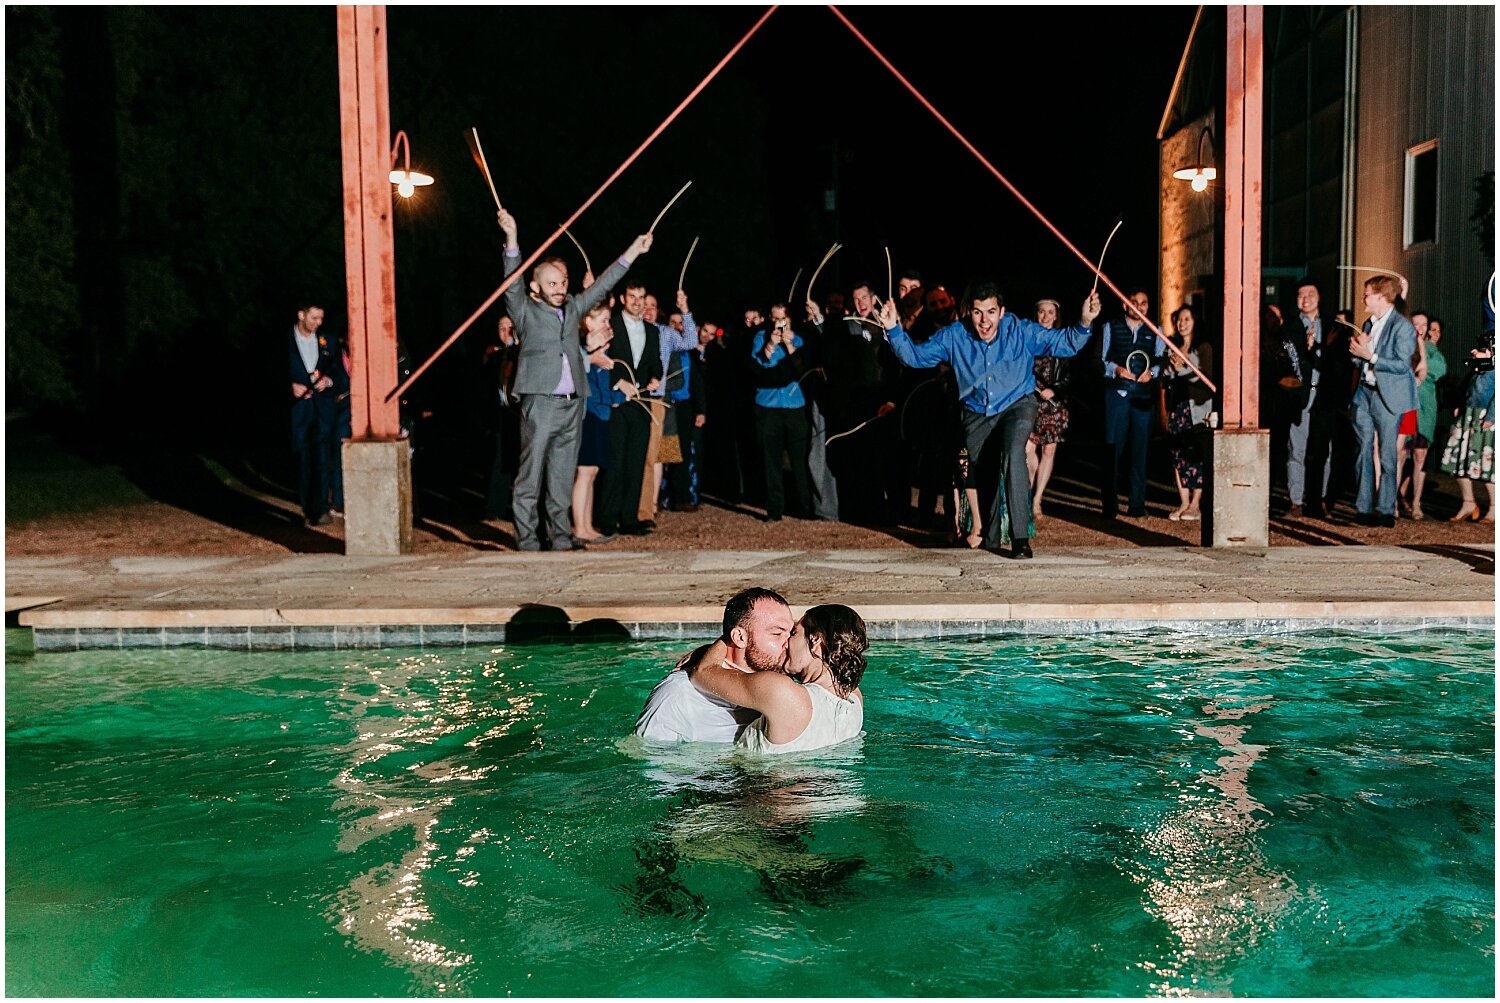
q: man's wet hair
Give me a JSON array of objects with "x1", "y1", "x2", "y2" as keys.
[{"x1": 723, "y1": 587, "x2": 790, "y2": 637}]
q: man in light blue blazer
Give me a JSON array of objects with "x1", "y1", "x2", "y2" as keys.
[{"x1": 1349, "y1": 275, "x2": 1418, "y2": 526}]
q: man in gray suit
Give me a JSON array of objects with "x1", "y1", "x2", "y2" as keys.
[
  {"x1": 1349, "y1": 274, "x2": 1418, "y2": 527},
  {"x1": 498, "y1": 209, "x2": 652, "y2": 551}
]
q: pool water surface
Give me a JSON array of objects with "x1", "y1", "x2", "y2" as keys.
[{"x1": 5, "y1": 628, "x2": 1493, "y2": 996}]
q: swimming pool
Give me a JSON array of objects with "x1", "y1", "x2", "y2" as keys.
[{"x1": 5, "y1": 628, "x2": 1493, "y2": 996}]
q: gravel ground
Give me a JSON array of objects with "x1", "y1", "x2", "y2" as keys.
[{"x1": 7, "y1": 480, "x2": 1494, "y2": 557}]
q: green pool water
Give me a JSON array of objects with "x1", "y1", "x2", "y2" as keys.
[{"x1": 5, "y1": 627, "x2": 1494, "y2": 996}]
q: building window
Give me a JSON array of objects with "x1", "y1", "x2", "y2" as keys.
[{"x1": 1405, "y1": 140, "x2": 1439, "y2": 247}]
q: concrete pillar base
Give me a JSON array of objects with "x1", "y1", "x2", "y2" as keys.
[
  {"x1": 342, "y1": 440, "x2": 413, "y2": 555},
  {"x1": 1204, "y1": 428, "x2": 1270, "y2": 548}
]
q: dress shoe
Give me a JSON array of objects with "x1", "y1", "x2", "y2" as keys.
[
  {"x1": 1379, "y1": 514, "x2": 1396, "y2": 528},
  {"x1": 1354, "y1": 512, "x2": 1378, "y2": 527},
  {"x1": 669, "y1": 503, "x2": 700, "y2": 513},
  {"x1": 639, "y1": 520, "x2": 658, "y2": 530},
  {"x1": 1126, "y1": 506, "x2": 1147, "y2": 518},
  {"x1": 1010, "y1": 538, "x2": 1034, "y2": 560},
  {"x1": 762, "y1": 514, "x2": 783, "y2": 523},
  {"x1": 1304, "y1": 503, "x2": 1325, "y2": 518},
  {"x1": 622, "y1": 524, "x2": 652, "y2": 537}
]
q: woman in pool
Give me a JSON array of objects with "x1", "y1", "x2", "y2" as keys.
[{"x1": 684, "y1": 604, "x2": 867, "y2": 754}]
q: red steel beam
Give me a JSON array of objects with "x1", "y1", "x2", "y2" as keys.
[
  {"x1": 336, "y1": 6, "x2": 402, "y2": 441},
  {"x1": 1221, "y1": 5, "x2": 1264, "y2": 428}
]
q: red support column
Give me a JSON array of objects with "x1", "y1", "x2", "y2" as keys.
[
  {"x1": 1206, "y1": 5, "x2": 1269, "y2": 548},
  {"x1": 335, "y1": 6, "x2": 411, "y2": 555},
  {"x1": 1221, "y1": 5, "x2": 1264, "y2": 429},
  {"x1": 336, "y1": 5, "x2": 401, "y2": 442}
]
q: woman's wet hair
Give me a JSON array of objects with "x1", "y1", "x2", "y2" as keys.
[{"x1": 800, "y1": 604, "x2": 868, "y2": 695}]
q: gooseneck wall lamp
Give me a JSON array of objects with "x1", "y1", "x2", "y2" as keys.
[
  {"x1": 388, "y1": 130, "x2": 434, "y2": 199},
  {"x1": 1173, "y1": 126, "x2": 1217, "y2": 192}
]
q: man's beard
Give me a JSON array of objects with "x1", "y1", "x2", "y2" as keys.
[{"x1": 744, "y1": 637, "x2": 789, "y2": 675}]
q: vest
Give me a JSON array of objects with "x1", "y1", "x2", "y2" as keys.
[{"x1": 1104, "y1": 320, "x2": 1157, "y2": 398}]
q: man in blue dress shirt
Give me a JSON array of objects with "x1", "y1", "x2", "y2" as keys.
[{"x1": 880, "y1": 283, "x2": 1101, "y2": 558}]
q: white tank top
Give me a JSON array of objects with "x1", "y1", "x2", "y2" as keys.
[{"x1": 738, "y1": 684, "x2": 863, "y2": 755}]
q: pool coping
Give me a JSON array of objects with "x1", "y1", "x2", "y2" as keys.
[{"x1": 21, "y1": 600, "x2": 1496, "y2": 650}]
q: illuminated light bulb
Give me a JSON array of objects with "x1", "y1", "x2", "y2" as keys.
[
  {"x1": 1191, "y1": 174, "x2": 1208, "y2": 192},
  {"x1": 398, "y1": 180, "x2": 415, "y2": 198}
]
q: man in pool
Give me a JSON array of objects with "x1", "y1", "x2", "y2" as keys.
[{"x1": 633, "y1": 587, "x2": 795, "y2": 743}]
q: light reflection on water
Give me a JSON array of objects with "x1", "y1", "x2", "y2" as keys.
[
  {"x1": 3, "y1": 629, "x2": 1494, "y2": 997},
  {"x1": 1122, "y1": 687, "x2": 1300, "y2": 996}
]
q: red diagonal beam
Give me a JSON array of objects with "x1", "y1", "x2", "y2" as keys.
[
  {"x1": 388, "y1": 5, "x2": 779, "y2": 402},
  {"x1": 826, "y1": 4, "x2": 1216, "y2": 394}
]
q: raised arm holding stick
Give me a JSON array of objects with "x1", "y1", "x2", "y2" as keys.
[{"x1": 496, "y1": 208, "x2": 650, "y2": 552}]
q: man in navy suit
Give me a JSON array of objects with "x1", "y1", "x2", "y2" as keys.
[
  {"x1": 1349, "y1": 275, "x2": 1418, "y2": 527},
  {"x1": 288, "y1": 301, "x2": 345, "y2": 527},
  {"x1": 597, "y1": 282, "x2": 664, "y2": 537}
]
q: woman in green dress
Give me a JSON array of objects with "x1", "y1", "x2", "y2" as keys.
[{"x1": 1400, "y1": 312, "x2": 1447, "y2": 519}]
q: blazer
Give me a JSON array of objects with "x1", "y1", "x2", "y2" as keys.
[
  {"x1": 502, "y1": 252, "x2": 630, "y2": 397},
  {"x1": 607, "y1": 313, "x2": 664, "y2": 392},
  {"x1": 1281, "y1": 313, "x2": 1352, "y2": 417},
  {"x1": 289, "y1": 326, "x2": 344, "y2": 416},
  {"x1": 1358, "y1": 311, "x2": 1419, "y2": 416}
]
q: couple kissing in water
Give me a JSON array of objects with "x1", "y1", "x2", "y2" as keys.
[{"x1": 633, "y1": 588, "x2": 867, "y2": 754}]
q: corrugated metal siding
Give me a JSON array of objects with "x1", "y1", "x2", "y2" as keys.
[{"x1": 1355, "y1": 5, "x2": 1495, "y2": 357}]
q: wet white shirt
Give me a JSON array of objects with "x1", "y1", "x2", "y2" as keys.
[{"x1": 633, "y1": 670, "x2": 758, "y2": 743}]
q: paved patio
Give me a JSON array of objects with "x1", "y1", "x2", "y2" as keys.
[{"x1": 8, "y1": 545, "x2": 1493, "y2": 649}]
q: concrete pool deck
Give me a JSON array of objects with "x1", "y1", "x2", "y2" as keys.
[{"x1": 7, "y1": 545, "x2": 1494, "y2": 650}]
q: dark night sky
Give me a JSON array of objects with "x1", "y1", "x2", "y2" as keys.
[
  {"x1": 378, "y1": 5, "x2": 1196, "y2": 358},
  {"x1": 5, "y1": 5, "x2": 1197, "y2": 456}
]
